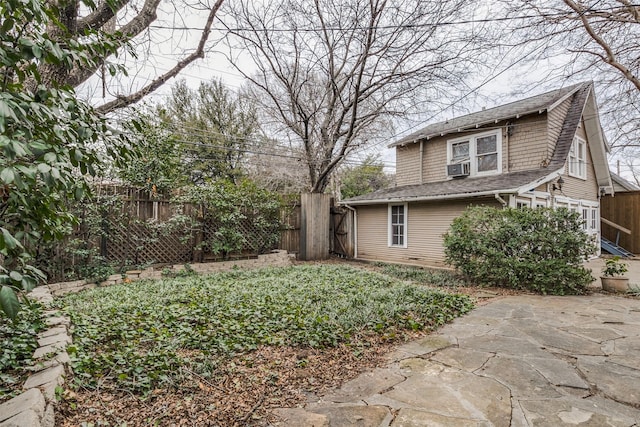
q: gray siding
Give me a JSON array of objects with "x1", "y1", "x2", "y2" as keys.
[
  {"x1": 355, "y1": 198, "x2": 500, "y2": 267},
  {"x1": 507, "y1": 114, "x2": 548, "y2": 172},
  {"x1": 394, "y1": 113, "x2": 554, "y2": 185},
  {"x1": 561, "y1": 119, "x2": 599, "y2": 202},
  {"x1": 395, "y1": 144, "x2": 421, "y2": 186}
]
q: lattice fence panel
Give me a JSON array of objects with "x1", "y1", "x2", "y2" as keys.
[
  {"x1": 199, "y1": 212, "x2": 281, "y2": 260},
  {"x1": 105, "y1": 221, "x2": 194, "y2": 266}
]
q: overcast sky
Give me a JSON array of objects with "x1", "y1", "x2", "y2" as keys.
[{"x1": 77, "y1": 1, "x2": 626, "y2": 177}]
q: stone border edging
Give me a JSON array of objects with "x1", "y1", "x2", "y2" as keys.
[
  {"x1": 0, "y1": 286, "x2": 69, "y2": 427},
  {"x1": 49, "y1": 249, "x2": 293, "y2": 296},
  {"x1": 0, "y1": 250, "x2": 293, "y2": 426}
]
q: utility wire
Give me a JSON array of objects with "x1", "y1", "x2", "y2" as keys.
[{"x1": 148, "y1": 6, "x2": 640, "y2": 32}]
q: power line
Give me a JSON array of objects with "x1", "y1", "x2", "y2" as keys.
[{"x1": 148, "y1": 6, "x2": 640, "y2": 33}]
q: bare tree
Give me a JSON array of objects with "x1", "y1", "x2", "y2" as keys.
[
  {"x1": 501, "y1": 0, "x2": 640, "y2": 149},
  {"x1": 40, "y1": 0, "x2": 224, "y2": 114},
  {"x1": 221, "y1": 0, "x2": 484, "y2": 193}
]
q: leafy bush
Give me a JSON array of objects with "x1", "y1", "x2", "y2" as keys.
[
  {"x1": 601, "y1": 256, "x2": 628, "y2": 277},
  {"x1": 0, "y1": 0, "x2": 131, "y2": 319},
  {"x1": 177, "y1": 179, "x2": 282, "y2": 258},
  {"x1": 0, "y1": 301, "x2": 45, "y2": 401},
  {"x1": 57, "y1": 265, "x2": 473, "y2": 393},
  {"x1": 35, "y1": 194, "x2": 195, "y2": 282},
  {"x1": 443, "y1": 206, "x2": 595, "y2": 294}
]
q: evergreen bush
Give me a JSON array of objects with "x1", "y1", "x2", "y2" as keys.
[{"x1": 443, "y1": 206, "x2": 596, "y2": 294}]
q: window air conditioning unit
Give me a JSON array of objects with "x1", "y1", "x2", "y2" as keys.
[{"x1": 447, "y1": 162, "x2": 470, "y2": 178}]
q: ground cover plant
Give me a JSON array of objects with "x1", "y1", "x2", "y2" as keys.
[
  {"x1": 55, "y1": 264, "x2": 473, "y2": 425},
  {"x1": 0, "y1": 302, "x2": 45, "y2": 402},
  {"x1": 376, "y1": 263, "x2": 467, "y2": 288}
]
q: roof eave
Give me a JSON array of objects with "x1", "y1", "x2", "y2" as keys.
[
  {"x1": 582, "y1": 87, "x2": 613, "y2": 190},
  {"x1": 389, "y1": 108, "x2": 547, "y2": 148},
  {"x1": 341, "y1": 188, "x2": 521, "y2": 206},
  {"x1": 516, "y1": 168, "x2": 564, "y2": 195},
  {"x1": 547, "y1": 83, "x2": 584, "y2": 112}
]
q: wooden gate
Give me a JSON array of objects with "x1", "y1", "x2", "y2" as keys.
[{"x1": 330, "y1": 205, "x2": 354, "y2": 258}]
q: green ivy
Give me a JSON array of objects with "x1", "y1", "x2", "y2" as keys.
[
  {"x1": 443, "y1": 206, "x2": 596, "y2": 294},
  {"x1": 376, "y1": 263, "x2": 466, "y2": 287},
  {"x1": 56, "y1": 265, "x2": 473, "y2": 393},
  {"x1": 0, "y1": 301, "x2": 45, "y2": 401}
]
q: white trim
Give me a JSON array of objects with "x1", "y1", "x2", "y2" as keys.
[
  {"x1": 345, "y1": 189, "x2": 517, "y2": 206},
  {"x1": 568, "y1": 136, "x2": 587, "y2": 180},
  {"x1": 516, "y1": 168, "x2": 564, "y2": 195},
  {"x1": 446, "y1": 129, "x2": 502, "y2": 178},
  {"x1": 388, "y1": 203, "x2": 408, "y2": 248},
  {"x1": 547, "y1": 85, "x2": 583, "y2": 112},
  {"x1": 509, "y1": 192, "x2": 552, "y2": 209}
]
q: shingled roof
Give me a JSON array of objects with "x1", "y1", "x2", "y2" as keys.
[
  {"x1": 344, "y1": 169, "x2": 559, "y2": 205},
  {"x1": 390, "y1": 83, "x2": 584, "y2": 147},
  {"x1": 344, "y1": 82, "x2": 612, "y2": 205}
]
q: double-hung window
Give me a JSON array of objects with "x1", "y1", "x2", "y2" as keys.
[
  {"x1": 388, "y1": 204, "x2": 407, "y2": 248},
  {"x1": 569, "y1": 136, "x2": 587, "y2": 179},
  {"x1": 447, "y1": 130, "x2": 501, "y2": 177}
]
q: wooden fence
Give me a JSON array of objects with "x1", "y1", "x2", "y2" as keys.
[
  {"x1": 40, "y1": 188, "x2": 357, "y2": 281},
  {"x1": 601, "y1": 191, "x2": 640, "y2": 254}
]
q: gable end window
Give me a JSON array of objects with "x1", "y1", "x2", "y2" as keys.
[
  {"x1": 569, "y1": 136, "x2": 587, "y2": 179},
  {"x1": 388, "y1": 204, "x2": 407, "y2": 248},
  {"x1": 447, "y1": 130, "x2": 502, "y2": 177}
]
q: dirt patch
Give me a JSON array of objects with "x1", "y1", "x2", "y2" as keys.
[{"x1": 57, "y1": 335, "x2": 423, "y2": 426}]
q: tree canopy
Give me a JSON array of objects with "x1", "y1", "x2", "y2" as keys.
[
  {"x1": 501, "y1": 0, "x2": 640, "y2": 150},
  {"x1": 0, "y1": 0, "x2": 130, "y2": 319},
  {"x1": 37, "y1": 0, "x2": 224, "y2": 114},
  {"x1": 340, "y1": 156, "x2": 392, "y2": 200},
  {"x1": 158, "y1": 79, "x2": 260, "y2": 185}
]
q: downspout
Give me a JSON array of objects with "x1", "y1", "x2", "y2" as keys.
[
  {"x1": 343, "y1": 204, "x2": 357, "y2": 259},
  {"x1": 419, "y1": 141, "x2": 424, "y2": 184},
  {"x1": 494, "y1": 193, "x2": 508, "y2": 207}
]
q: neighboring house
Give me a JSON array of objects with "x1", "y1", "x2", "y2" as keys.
[
  {"x1": 610, "y1": 172, "x2": 640, "y2": 192},
  {"x1": 342, "y1": 82, "x2": 613, "y2": 267}
]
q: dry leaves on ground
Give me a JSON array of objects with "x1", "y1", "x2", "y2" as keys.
[{"x1": 56, "y1": 335, "x2": 417, "y2": 426}]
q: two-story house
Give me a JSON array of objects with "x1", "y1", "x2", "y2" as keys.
[{"x1": 343, "y1": 82, "x2": 613, "y2": 267}]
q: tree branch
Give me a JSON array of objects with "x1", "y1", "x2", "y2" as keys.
[
  {"x1": 96, "y1": 0, "x2": 224, "y2": 114},
  {"x1": 77, "y1": 0, "x2": 130, "y2": 33},
  {"x1": 564, "y1": 0, "x2": 640, "y2": 92},
  {"x1": 67, "y1": 0, "x2": 162, "y2": 87}
]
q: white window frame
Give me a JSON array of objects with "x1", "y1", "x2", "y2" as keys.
[
  {"x1": 388, "y1": 203, "x2": 408, "y2": 248},
  {"x1": 446, "y1": 130, "x2": 502, "y2": 178},
  {"x1": 516, "y1": 198, "x2": 531, "y2": 209},
  {"x1": 568, "y1": 136, "x2": 587, "y2": 180},
  {"x1": 581, "y1": 207, "x2": 589, "y2": 231}
]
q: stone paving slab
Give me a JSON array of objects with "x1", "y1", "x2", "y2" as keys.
[
  {"x1": 0, "y1": 409, "x2": 41, "y2": 427},
  {"x1": 0, "y1": 388, "x2": 45, "y2": 422},
  {"x1": 274, "y1": 295, "x2": 640, "y2": 426}
]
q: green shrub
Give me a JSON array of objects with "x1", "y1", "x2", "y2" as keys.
[
  {"x1": 176, "y1": 179, "x2": 282, "y2": 259},
  {"x1": 443, "y1": 206, "x2": 595, "y2": 295}
]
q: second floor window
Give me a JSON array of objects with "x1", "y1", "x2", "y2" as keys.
[
  {"x1": 447, "y1": 130, "x2": 501, "y2": 177},
  {"x1": 569, "y1": 136, "x2": 587, "y2": 179}
]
